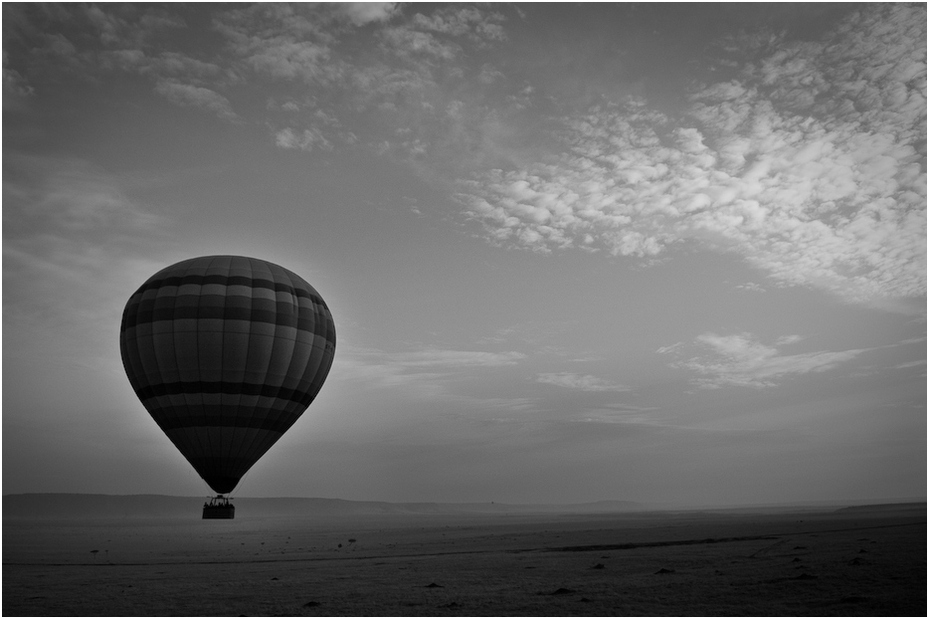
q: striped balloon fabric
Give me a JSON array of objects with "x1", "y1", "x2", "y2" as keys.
[{"x1": 119, "y1": 256, "x2": 336, "y2": 494}]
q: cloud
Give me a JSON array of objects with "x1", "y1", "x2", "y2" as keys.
[
  {"x1": 80, "y1": 4, "x2": 186, "y2": 48},
  {"x1": 409, "y1": 6, "x2": 507, "y2": 44},
  {"x1": 275, "y1": 127, "x2": 333, "y2": 152},
  {"x1": 241, "y1": 38, "x2": 336, "y2": 81},
  {"x1": 577, "y1": 404, "x2": 664, "y2": 425},
  {"x1": 2, "y1": 50, "x2": 34, "y2": 104},
  {"x1": 6, "y1": 4, "x2": 516, "y2": 169},
  {"x1": 206, "y1": 3, "x2": 513, "y2": 164},
  {"x1": 154, "y1": 79, "x2": 240, "y2": 122},
  {"x1": 666, "y1": 332, "x2": 867, "y2": 389},
  {"x1": 4, "y1": 5, "x2": 238, "y2": 122},
  {"x1": 336, "y1": 2, "x2": 399, "y2": 27},
  {"x1": 388, "y1": 349, "x2": 526, "y2": 368},
  {"x1": 7, "y1": 6, "x2": 921, "y2": 308},
  {"x1": 458, "y1": 4, "x2": 926, "y2": 306},
  {"x1": 656, "y1": 342, "x2": 684, "y2": 356},
  {"x1": 333, "y1": 346, "x2": 526, "y2": 397},
  {"x1": 2, "y1": 153, "x2": 174, "y2": 360},
  {"x1": 214, "y1": 4, "x2": 352, "y2": 84},
  {"x1": 98, "y1": 50, "x2": 224, "y2": 81},
  {"x1": 5, "y1": 4, "x2": 186, "y2": 57},
  {"x1": 892, "y1": 359, "x2": 926, "y2": 371},
  {"x1": 3, "y1": 154, "x2": 163, "y2": 243},
  {"x1": 378, "y1": 26, "x2": 460, "y2": 62},
  {"x1": 461, "y1": 397, "x2": 537, "y2": 412},
  {"x1": 536, "y1": 372, "x2": 630, "y2": 392}
]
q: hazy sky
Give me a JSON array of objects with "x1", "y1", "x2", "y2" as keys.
[{"x1": 3, "y1": 3, "x2": 925, "y2": 507}]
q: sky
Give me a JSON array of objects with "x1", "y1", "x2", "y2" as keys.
[{"x1": 2, "y1": 3, "x2": 926, "y2": 507}]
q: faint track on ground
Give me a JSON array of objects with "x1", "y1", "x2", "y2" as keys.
[
  {"x1": 548, "y1": 534, "x2": 780, "y2": 554},
  {"x1": 4, "y1": 520, "x2": 922, "y2": 567}
]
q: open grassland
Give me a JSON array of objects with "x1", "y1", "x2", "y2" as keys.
[{"x1": 4, "y1": 503, "x2": 924, "y2": 616}]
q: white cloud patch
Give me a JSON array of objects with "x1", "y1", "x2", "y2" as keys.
[
  {"x1": 655, "y1": 342, "x2": 685, "y2": 356},
  {"x1": 536, "y1": 372, "x2": 630, "y2": 392},
  {"x1": 459, "y1": 4, "x2": 926, "y2": 306},
  {"x1": 666, "y1": 332, "x2": 867, "y2": 389},
  {"x1": 336, "y1": 2, "x2": 399, "y2": 27},
  {"x1": 154, "y1": 79, "x2": 240, "y2": 122},
  {"x1": 735, "y1": 282, "x2": 766, "y2": 293},
  {"x1": 275, "y1": 127, "x2": 333, "y2": 152},
  {"x1": 333, "y1": 347, "x2": 526, "y2": 398}
]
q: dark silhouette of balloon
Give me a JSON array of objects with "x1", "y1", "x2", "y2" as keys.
[{"x1": 119, "y1": 255, "x2": 336, "y2": 495}]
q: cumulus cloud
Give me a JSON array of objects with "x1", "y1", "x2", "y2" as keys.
[
  {"x1": 459, "y1": 4, "x2": 926, "y2": 306},
  {"x1": 664, "y1": 332, "x2": 867, "y2": 389},
  {"x1": 536, "y1": 372, "x2": 630, "y2": 392}
]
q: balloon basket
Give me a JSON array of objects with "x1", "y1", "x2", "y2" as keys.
[{"x1": 203, "y1": 496, "x2": 235, "y2": 519}]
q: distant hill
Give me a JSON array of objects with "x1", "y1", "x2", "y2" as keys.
[
  {"x1": 2, "y1": 493, "x2": 645, "y2": 521},
  {"x1": 836, "y1": 502, "x2": 926, "y2": 513}
]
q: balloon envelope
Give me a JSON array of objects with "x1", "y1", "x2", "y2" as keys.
[{"x1": 119, "y1": 255, "x2": 336, "y2": 494}]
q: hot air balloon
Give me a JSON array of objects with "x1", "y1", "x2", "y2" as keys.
[{"x1": 119, "y1": 256, "x2": 336, "y2": 518}]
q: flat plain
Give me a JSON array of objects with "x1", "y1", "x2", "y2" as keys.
[{"x1": 3, "y1": 499, "x2": 925, "y2": 616}]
